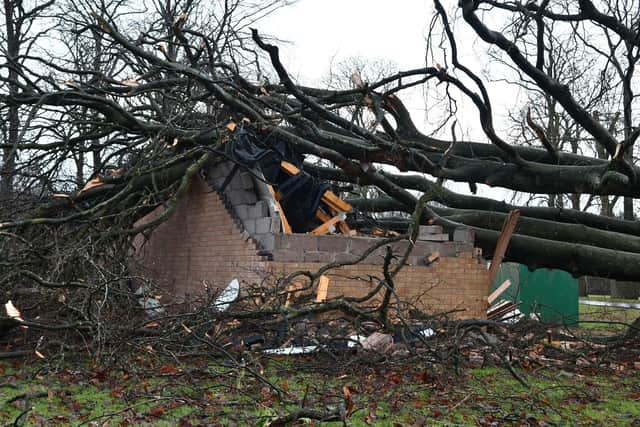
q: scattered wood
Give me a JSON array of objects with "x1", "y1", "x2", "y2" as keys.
[
  {"x1": 423, "y1": 251, "x2": 440, "y2": 266},
  {"x1": 487, "y1": 279, "x2": 512, "y2": 305},
  {"x1": 320, "y1": 190, "x2": 352, "y2": 213},
  {"x1": 487, "y1": 300, "x2": 521, "y2": 320},
  {"x1": 285, "y1": 282, "x2": 303, "y2": 307},
  {"x1": 278, "y1": 160, "x2": 352, "y2": 234},
  {"x1": 488, "y1": 209, "x2": 521, "y2": 284},
  {"x1": 310, "y1": 212, "x2": 345, "y2": 235},
  {"x1": 315, "y1": 275, "x2": 329, "y2": 303}
]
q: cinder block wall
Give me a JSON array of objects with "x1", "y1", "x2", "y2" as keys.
[
  {"x1": 267, "y1": 234, "x2": 473, "y2": 265},
  {"x1": 133, "y1": 175, "x2": 489, "y2": 318}
]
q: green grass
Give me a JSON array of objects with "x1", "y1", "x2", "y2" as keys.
[
  {"x1": 579, "y1": 296, "x2": 640, "y2": 333},
  {"x1": 1, "y1": 355, "x2": 638, "y2": 426}
]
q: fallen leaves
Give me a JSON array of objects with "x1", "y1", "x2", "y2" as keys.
[
  {"x1": 159, "y1": 364, "x2": 178, "y2": 374},
  {"x1": 0, "y1": 348, "x2": 637, "y2": 426}
]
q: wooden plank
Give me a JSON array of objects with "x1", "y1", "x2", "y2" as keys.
[
  {"x1": 279, "y1": 160, "x2": 352, "y2": 233},
  {"x1": 285, "y1": 282, "x2": 303, "y2": 307},
  {"x1": 487, "y1": 301, "x2": 520, "y2": 320},
  {"x1": 267, "y1": 185, "x2": 292, "y2": 234},
  {"x1": 316, "y1": 209, "x2": 331, "y2": 222},
  {"x1": 316, "y1": 275, "x2": 330, "y2": 303},
  {"x1": 487, "y1": 279, "x2": 512, "y2": 305},
  {"x1": 424, "y1": 251, "x2": 440, "y2": 266},
  {"x1": 487, "y1": 209, "x2": 521, "y2": 285},
  {"x1": 280, "y1": 160, "x2": 352, "y2": 213},
  {"x1": 321, "y1": 190, "x2": 352, "y2": 213},
  {"x1": 318, "y1": 208, "x2": 351, "y2": 235},
  {"x1": 337, "y1": 218, "x2": 352, "y2": 235},
  {"x1": 310, "y1": 214, "x2": 342, "y2": 235},
  {"x1": 280, "y1": 160, "x2": 300, "y2": 176}
]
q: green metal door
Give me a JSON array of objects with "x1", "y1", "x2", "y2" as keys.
[{"x1": 491, "y1": 263, "x2": 578, "y2": 325}]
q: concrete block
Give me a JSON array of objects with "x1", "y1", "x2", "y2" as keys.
[
  {"x1": 418, "y1": 225, "x2": 443, "y2": 236},
  {"x1": 228, "y1": 189, "x2": 258, "y2": 206},
  {"x1": 273, "y1": 233, "x2": 289, "y2": 250},
  {"x1": 250, "y1": 200, "x2": 269, "y2": 218},
  {"x1": 213, "y1": 177, "x2": 225, "y2": 190},
  {"x1": 243, "y1": 218, "x2": 256, "y2": 234},
  {"x1": 417, "y1": 233, "x2": 449, "y2": 242},
  {"x1": 413, "y1": 241, "x2": 441, "y2": 255},
  {"x1": 287, "y1": 234, "x2": 319, "y2": 252},
  {"x1": 439, "y1": 242, "x2": 457, "y2": 257},
  {"x1": 611, "y1": 281, "x2": 640, "y2": 299},
  {"x1": 239, "y1": 172, "x2": 254, "y2": 190},
  {"x1": 334, "y1": 252, "x2": 357, "y2": 264},
  {"x1": 362, "y1": 248, "x2": 386, "y2": 264},
  {"x1": 234, "y1": 204, "x2": 250, "y2": 220},
  {"x1": 206, "y1": 163, "x2": 225, "y2": 179},
  {"x1": 317, "y1": 235, "x2": 349, "y2": 253},
  {"x1": 388, "y1": 241, "x2": 411, "y2": 255},
  {"x1": 256, "y1": 233, "x2": 276, "y2": 251},
  {"x1": 350, "y1": 237, "x2": 380, "y2": 256},
  {"x1": 228, "y1": 175, "x2": 242, "y2": 191},
  {"x1": 255, "y1": 217, "x2": 272, "y2": 234},
  {"x1": 453, "y1": 227, "x2": 475, "y2": 244},
  {"x1": 272, "y1": 249, "x2": 302, "y2": 262},
  {"x1": 454, "y1": 242, "x2": 474, "y2": 254},
  {"x1": 270, "y1": 217, "x2": 281, "y2": 233},
  {"x1": 304, "y1": 251, "x2": 332, "y2": 263}
]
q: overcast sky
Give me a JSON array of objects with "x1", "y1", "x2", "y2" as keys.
[
  {"x1": 260, "y1": 0, "x2": 433, "y2": 81},
  {"x1": 260, "y1": 0, "x2": 518, "y2": 203}
]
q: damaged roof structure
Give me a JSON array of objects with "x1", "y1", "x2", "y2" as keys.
[{"x1": 133, "y1": 125, "x2": 491, "y2": 320}]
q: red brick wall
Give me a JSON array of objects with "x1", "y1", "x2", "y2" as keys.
[
  {"x1": 267, "y1": 257, "x2": 489, "y2": 320},
  {"x1": 133, "y1": 175, "x2": 489, "y2": 318},
  {"x1": 132, "y1": 176, "x2": 265, "y2": 296}
]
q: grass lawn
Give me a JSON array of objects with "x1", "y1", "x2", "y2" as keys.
[
  {"x1": 579, "y1": 296, "x2": 640, "y2": 334},
  {"x1": 1, "y1": 353, "x2": 639, "y2": 426}
]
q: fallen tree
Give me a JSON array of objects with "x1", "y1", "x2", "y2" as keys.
[{"x1": 1, "y1": 0, "x2": 640, "y2": 292}]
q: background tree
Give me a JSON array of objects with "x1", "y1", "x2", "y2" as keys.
[
  {"x1": 3, "y1": 0, "x2": 640, "y2": 321},
  {"x1": 0, "y1": 0, "x2": 54, "y2": 198}
]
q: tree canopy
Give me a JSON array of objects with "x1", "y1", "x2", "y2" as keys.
[{"x1": 1, "y1": 0, "x2": 640, "y2": 284}]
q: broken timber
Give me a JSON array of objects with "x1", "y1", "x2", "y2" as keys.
[
  {"x1": 488, "y1": 210, "x2": 521, "y2": 284},
  {"x1": 487, "y1": 279, "x2": 512, "y2": 305},
  {"x1": 316, "y1": 275, "x2": 330, "y2": 303},
  {"x1": 280, "y1": 160, "x2": 352, "y2": 235}
]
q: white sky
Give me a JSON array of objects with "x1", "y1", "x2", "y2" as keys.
[
  {"x1": 260, "y1": 0, "x2": 433, "y2": 80},
  {"x1": 260, "y1": 0, "x2": 517, "y2": 203}
]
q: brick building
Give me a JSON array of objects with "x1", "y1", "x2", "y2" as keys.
[{"x1": 133, "y1": 162, "x2": 490, "y2": 319}]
